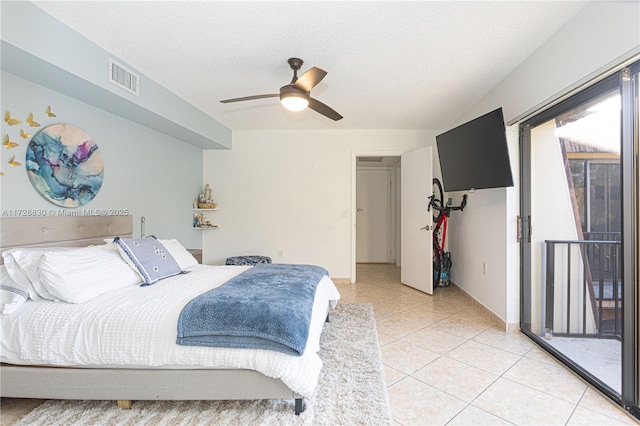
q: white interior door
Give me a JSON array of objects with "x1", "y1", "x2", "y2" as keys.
[
  {"x1": 401, "y1": 147, "x2": 433, "y2": 294},
  {"x1": 356, "y1": 169, "x2": 391, "y2": 263}
]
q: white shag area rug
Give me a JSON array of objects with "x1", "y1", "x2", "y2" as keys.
[{"x1": 14, "y1": 303, "x2": 391, "y2": 426}]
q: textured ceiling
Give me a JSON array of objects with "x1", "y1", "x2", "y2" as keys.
[{"x1": 33, "y1": 1, "x2": 587, "y2": 131}]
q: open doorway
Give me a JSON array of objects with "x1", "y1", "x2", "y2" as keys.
[
  {"x1": 351, "y1": 148, "x2": 434, "y2": 294},
  {"x1": 355, "y1": 157, "x2": 400, "y2": 265},
  {"x1": 351, "y1": 151, "x2": 405, "y2": 283}
]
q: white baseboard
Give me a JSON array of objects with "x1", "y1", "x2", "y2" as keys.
[{"x1": 450, "y1": 281, "x2": 519, "y2": 333}]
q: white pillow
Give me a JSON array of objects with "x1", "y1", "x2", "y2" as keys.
[
  {"x1": 0, "y1": 265, "x2": 29, "y2": 314},
  {"x1": 104, "y1": 238, "x2": 198, "y2": 270},
  {"x1": 159, "y1": 239, "x2": 198, "y2": 269},
  {"x1": 2, "y1": 247, "x2": 71, "y2": 301},
  {"x1": 38, "y1": 244, "x2": 143, "y2": 303}
]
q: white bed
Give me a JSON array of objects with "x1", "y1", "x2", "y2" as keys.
[{"x1": 0, "y1": 216, "x2": 340, "y2": 414}]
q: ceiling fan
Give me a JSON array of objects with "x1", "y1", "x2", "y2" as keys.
[{"x1": 220, "y1": 58, "x2": 343, "y2": 121}]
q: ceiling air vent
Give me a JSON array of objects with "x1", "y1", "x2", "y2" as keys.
[{"x1": 109, "y1": 59, "x2": 139, "y2": 96}]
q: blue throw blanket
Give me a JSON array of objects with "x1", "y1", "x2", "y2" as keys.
[{"x1": 176, "y1": 264, "x2": 328, "y2": 356}]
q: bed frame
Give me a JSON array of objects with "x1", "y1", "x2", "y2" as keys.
[{"x1": 0, "y1": 216, "x2": 305, "y2": 414}]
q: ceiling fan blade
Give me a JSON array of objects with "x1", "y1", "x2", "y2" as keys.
[
  {"x1": 220, "y1": 94, "x2": 279, "y2": 103},
  {"x1": 308, "y1": 97, "x2": 343, "y2": 121},
  {"x1": 294, "y1": 67, "x2": 327, "y2": 92}
]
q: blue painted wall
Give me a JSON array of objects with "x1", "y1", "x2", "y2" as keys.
[{"x1": 1, "y1": 71, "x2": 204, "y2": 249}]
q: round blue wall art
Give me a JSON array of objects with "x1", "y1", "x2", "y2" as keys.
[{"x1": 26, "y1": 123, "x2": 104, "y2": 207}]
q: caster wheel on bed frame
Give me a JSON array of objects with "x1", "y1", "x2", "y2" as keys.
[{"x1": 295, "y1": 398, "x2": 306, "y2": 415}]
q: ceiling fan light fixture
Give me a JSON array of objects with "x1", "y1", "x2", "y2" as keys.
[{"x1": 280, "y1": 92, "x2": 309, "y2": 111}]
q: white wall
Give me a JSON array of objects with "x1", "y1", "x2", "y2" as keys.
[
  {"x1": 1, "y1": 72, "x2": 204, "y2": 248},
  {"x1": 447, "y1": 1, "x2": 640, "y2": 325},
  {"x1": 202, "y1": 130, "x2": 437, "y2": 277}
]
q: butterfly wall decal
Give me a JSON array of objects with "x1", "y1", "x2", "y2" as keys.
[
  {"x1": 0, "y1": 171, "x2": 4, "y2": 176},
  {"x1": 46, "y1": 106, "x2": 56, "y2": 117},
  {"x1": 5, "y1": 111, "x2": 21, "y2": 125},
  {"x1": 26, "y1": 113, "x2": 40, "y2": 127},
  {"x1": 3, "y1": 134, "x2": 19, "y2": 149},
  {"x1": 20, "y1": 129, "x2": 31, "y2": 139},
  {"x1": 8, "y1": 156, "x2": 21, "y2": 167}
]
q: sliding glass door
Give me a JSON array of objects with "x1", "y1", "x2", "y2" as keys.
[
  {"x1": 623, "y1": 61, "x2": 639, "y2": 419},
  {"x1": 520, "y1": 61, "x2": 639, "y2": 419}
]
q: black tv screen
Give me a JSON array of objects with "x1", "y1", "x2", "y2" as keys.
[{"x1": 435, "y1": 108, "x2": 514, "y2": 192}]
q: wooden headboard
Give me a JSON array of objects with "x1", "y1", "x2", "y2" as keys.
[{"x1": 0, "y1": 216, "x2": 133, "y2": 261}]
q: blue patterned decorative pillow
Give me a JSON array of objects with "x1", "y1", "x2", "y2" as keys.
[{"x1": 114, "y1": 236, "x2": 184, "y2": 286}]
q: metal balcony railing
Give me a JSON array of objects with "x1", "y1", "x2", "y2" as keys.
[{"x1": 544, "y1": 238, "x2": 622, "y2": 340}]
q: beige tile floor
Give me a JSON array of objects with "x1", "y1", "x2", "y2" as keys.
[{"x1": 335, "y1": 263, "x2": 639, "y2": 426}]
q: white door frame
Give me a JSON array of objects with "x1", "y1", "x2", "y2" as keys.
[{"x1": 351, "y1": 150, "x2": 407, "y2": 283}]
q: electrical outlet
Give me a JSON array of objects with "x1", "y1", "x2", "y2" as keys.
[{"x1": 277, "y1": 249, "x2": 284, "y2": 258}]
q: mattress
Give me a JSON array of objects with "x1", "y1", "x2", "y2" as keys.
[{"x1": 0, "y1": 264, "x2": 341, "y2": 398}]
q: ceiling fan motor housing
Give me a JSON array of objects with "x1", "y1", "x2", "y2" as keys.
[{"x1": 280, "y1": 84, "x2": 309, "y2": 99}]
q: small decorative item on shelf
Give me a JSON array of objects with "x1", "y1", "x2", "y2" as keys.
[
  {"x1": 196, "y1": 183, "x2": 217, "y2": 209},
  {"x1": 193, "y1": 212, "x2": 218, "y2": 229},
  {"x1": 193, "y1": 184, "x2": 219, "y2": 229}
]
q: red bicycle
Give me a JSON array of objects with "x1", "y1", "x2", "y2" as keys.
[{"x1": 428, "y1": 178, "x2": 467, "y2": 287}]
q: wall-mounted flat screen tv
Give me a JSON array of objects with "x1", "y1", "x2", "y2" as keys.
[{"x1": 435, "y1": 107, "x2": 514, "y2": 192}]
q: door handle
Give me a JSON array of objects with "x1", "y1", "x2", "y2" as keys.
[
  {"x1": 420, "y1": 225, "x2": 430, "y2": 231},
  {"x1": 357, "y1": 208, "x2": 364, "y2": 212}
]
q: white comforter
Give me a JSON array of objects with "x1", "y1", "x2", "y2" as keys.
[{"x1": 0, "y1": 265, "x2": 341, "y2": 398}]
